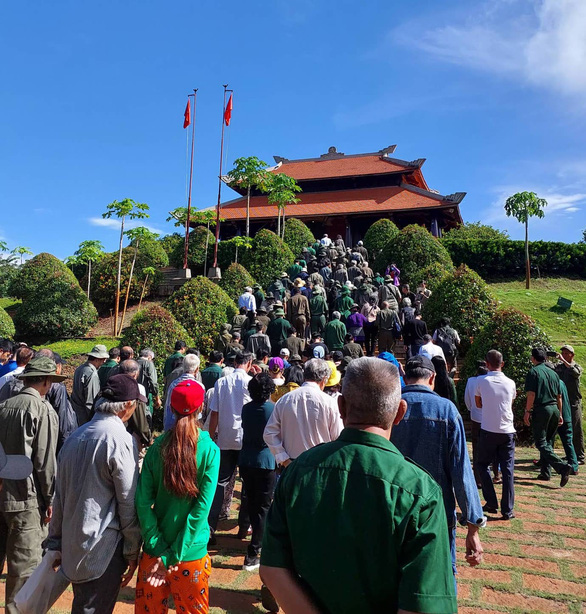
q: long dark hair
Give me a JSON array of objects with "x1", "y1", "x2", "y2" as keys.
[
  {"x1": 162, "y1": 412, "x2": 200, "y2": 498},
  {"x1": 432, "y1": 356, "x2": 456, "y2": 404}
]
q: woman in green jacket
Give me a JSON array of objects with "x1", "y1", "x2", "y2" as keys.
[{"x1": 135, "y1": 380, "x2": 220, "y2": 613}]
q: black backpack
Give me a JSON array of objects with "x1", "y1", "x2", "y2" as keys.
[{"x1": 435, "y1": 327, "x2": 457, "y2": 359}]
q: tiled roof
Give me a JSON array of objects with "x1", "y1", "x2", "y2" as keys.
[
  {"x1": 211, "y1": 185, "x2": 457, "y2": 221},
  {"x1": 269, "y1": 155, "x2": 411, "y2": 181}
]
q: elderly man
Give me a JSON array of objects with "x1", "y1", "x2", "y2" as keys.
[
  {"x1": 239, "y1": 286, "x2": 257, "y2": 313},
  {"x1": 247, "y1": 321, "x2": 272, "y2": 356},
  {"x1": 113, "y1": 360, "x2": 151, "y2": 449},
  {"x1": 261, "y1": 357, "x2": 456, "y2": 613},
  {"x1": 47, "y1": 374, "x2": 143, "y2": 614},
  {"x1": 392, "y1": 355, "x2": 486, "y2": 581},
  {"x1": 376, "y1": 301, "x2": 399, "y2": 353},
  {"x1": 267, "y1": 308, "x2": 294, "y2": 357},
  {"x1": 0, "y1": 357, "x2": 62, "y2": 613},
  {"x1": 137, "y1": 347, "x2": 160, "y2": 425},
  {"x1": 71, "y1": 344, "x2": 109, "y2": 425},
  {"x1": 164, "y1": 354, "x2": 204, "y2": 431},
  {"x1": 419, "y1": 334, "x2": 446, "y2": 361},
  {"x1": 264, "y1": 359, "x2": 342, "y2": 467},
  {"x1": 324, "y1": 311, "x2": 346, "y2": 351},
  {"x1": 287, "y1": 287, "x2": 311, "y2": 339},
  {"x1": 555, "y1": 344, "x2": 583, "y2": 465}
]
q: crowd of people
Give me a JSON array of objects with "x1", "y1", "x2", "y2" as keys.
[{"x1": 0, "y1": 234, "x2": 581, "y2": 614}]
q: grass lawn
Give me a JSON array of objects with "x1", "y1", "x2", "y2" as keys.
[{"x1": 36, "y1": 336, "x2": 118, "y2": 359}]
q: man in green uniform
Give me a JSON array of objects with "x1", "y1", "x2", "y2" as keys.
[
  {"x1": 260, "y1": 357, "x2": 456, "y2": 613},
  {"x1": 253, "y1": 283, "x2": 265, "y2": 311},
  {"x1": 267, "y1": 309, "x2": 294, "y2": 357},
  {"x1": 164, "y1": 340, "x2": 187, "y2": 377},
  {"x1": 524, "y1": 348, "x2": 572, "y2": 486},
  {"x1": 0, "y1": 357, "x2": 62, "y2": 613},
  {"x1": 309, "y1": 285, "x2": 328, "y2": 335},
  {"x1": 98, "y1": 347, "x2": 120, "y2": 388},
  {"x1": 324, "y1": 311, "x2": 347, "y2": 351},
  {"x1": 555, "y1": 344, "x2": 583, "y2": 464},
  {"x1": 334, "y1": 286, "x2": 353, "y2": 322}
]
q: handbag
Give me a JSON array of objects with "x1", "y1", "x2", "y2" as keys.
[
  {"x1": 15, "y1": 550, "x2": 70, "y2": 614},
  {"x1": 392, "y1": 315, "x2": 402, "y2": 339}
]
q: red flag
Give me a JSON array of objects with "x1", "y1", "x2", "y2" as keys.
[
  {"x1": 183, "y1": 99, "x2": 191, "y2": 129},
  {"x1": 224, "y1": 94, "x2": 233, "y2": 126}
]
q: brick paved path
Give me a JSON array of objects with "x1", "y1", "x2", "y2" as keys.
[{"x1": 1, "y1": 446, "x2": 584, "y2": 613}]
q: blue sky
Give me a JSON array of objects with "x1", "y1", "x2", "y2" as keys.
[{"x1": 1, "y1": 0, "x2": 585, "y2": 260}]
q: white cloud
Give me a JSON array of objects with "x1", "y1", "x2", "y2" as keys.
[
  {"x1": 88, "y1": 217, "x2": 163, "y2": 235},
  {"x1": 392, "y1": 0, "x2": 586, "y2": 96}
]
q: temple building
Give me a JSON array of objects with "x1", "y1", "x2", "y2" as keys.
[{"x1": 200, "y1": 145, "x2": 464, "y2": 244}]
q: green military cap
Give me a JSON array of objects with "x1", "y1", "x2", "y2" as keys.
[
  {"x1": 273, "y1": 308, "x2": 285, "y2": 317},
  {"x1": 19, "y1": 357, "x2": 67, "y2": 382},
  {"x1": 86, "y1": 344, "x2": 109, "y2": 359},
  {"x1": 253, "y1": 283, "x2": 261, "y2": 290}
]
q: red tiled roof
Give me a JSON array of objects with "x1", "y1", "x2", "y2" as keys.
[
  {"x1": 270, "y1": 155, "x2": 410, "y2": 181},
  {"x1": 212, "y1": 186, "x2": 454, "y2": 221}
]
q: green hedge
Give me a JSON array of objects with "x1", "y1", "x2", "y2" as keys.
[
  {"x1": 241, "y1": 229, "x2": 295, "y2": 288},
  {"x1": 363, "y1": 219, "x2": 399, "y2": 265},
  {"x1": 0, "y1": 260, "x2": 18, "y2": 298},
  {"x1": 169, "y1": 226, "x2": 215, "y2": 272},
  {"x1": 413, "y1": 261, "x2": 454, "y2": 292},
  {"x1": 219, "y1": 263, "x2": 257, "y2": 302},
  {"x1": 422, "y1": 264, "x2": 498, "y2": 352},
  {"x1": 0, "y1": 306, "x2": 15, "y2": 338},
  {"x1": 459, "y1": 308, "x2": 551, "y2": 432},
  {"x1": 443, "y1": 239, "x2": 586, "y2": 279},
  {"x1": 283, "y1": 218, "x2": 315, "y2": 258},
  {"x1": 164, "y1": 276, "x2": 237, "y2": 357}
]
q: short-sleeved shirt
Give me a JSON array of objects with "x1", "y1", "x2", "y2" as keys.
[
  {"x1": 525, "y1": 363, "x2": 562, "y2": 410},
  {"x1": 475, "y1": 370, "x2": 516, "y2": 434},
  {"x1": 261, "y1": 428, "x2": 457, "y2": 614}
]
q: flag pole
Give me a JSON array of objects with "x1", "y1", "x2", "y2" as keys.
[
  {"x1": 211, "y1": 84, "x2": 231, "y2": 275},
  {"x1": 183, "y1": 89, "x2": 197, "y2": 270}
]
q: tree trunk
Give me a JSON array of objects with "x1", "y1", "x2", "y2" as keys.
[
  {"x1": 87, "y1": 260, "x2": 92, "y2": 299},
  {"x1": 118, "y1": 240, "x2": 138, "y2": 336},
  {"x1": 277, "y1": 209, "x2": 281, "y2": 237},
  {"x1": 235, "y1": 244, "x2": 239, "y2": 263},
  {"x1": 138, "y1": 274, "x2": 149, "y2": 312},
  {"x1": 282, "y1": 207, "x2": 286, "y2": 240},
  {"x1": 204, "y1": 222, "x2": 210, "y2": 275},
  {"x1": 525, "y1": 219, "x2": 530, "y2": 289},
  {"x1": 114, "y1": 218, "x2": 125, "y2": 336},
  {"x1": 246, "y1": 186, "x2": 251, "y2": 238}
]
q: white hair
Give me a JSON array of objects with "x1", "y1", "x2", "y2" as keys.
[
  {"x1": 183, "y1": 354, "x2": 201, "y2": 373},
  {"x1": 95, "y1": 400, "x2": 129, "y2": 415}
]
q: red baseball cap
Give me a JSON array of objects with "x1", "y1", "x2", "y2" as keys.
[{"x1": 171, "y1": 380, "x2": 205, "y2": 415}]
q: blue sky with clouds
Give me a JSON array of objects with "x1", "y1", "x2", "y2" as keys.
[{"x1": 1, "y1": 0, "x2": 585, "y2": 259}]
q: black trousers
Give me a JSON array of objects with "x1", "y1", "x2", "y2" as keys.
[
  {"x1": 364, "y1": 322, "x2": 378, "y2": 356},
  {"x1": 208, "y1": 449, "x2": 249, "y2": 532},
  {"x1": 239, "y1": 466, "x2": 276, "y2": 557},
  {"x1": 477, "y1": 429, "x2": 515, "y2": 517}
]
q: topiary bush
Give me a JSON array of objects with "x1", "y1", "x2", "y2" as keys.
[
  {"x1": 374, "y1": 224, "x2": 453, "y2": 287},
  {"x1": 283, "y1": 218, "x2": 316, "y2": 258},
  {"x1": 121, "y1": 305, "x2": 194, "y2": 380},
  {"x1": 241, "y1": 229, "x2": 295, "y2": 288},
  {"x1": 459, "y1": 308, "x2": 551, "y2": 433},
  {"x1": 169, "y1": 226, "x2": 215, "y2": 272},
  {"x1": 0, "y1": 260, "x2": 19, "y2": 298},
  {"x1": 0, "y1": 306, "x2": 15, "y2": 338},
  {"x1": 164, "y1": 276, "x2": 237, "y2": 356},
  {"x1": 219, "y1": 263, "x2": 257, "y2": 302},
  {"x1": 422, "y1": 264, "x2": 498, "y2": 352},
  {"x1": 158, "y1": 233, "x2": 183, "y2": 260},
  {"x1": 363, "y1": 219, "x2": 399, "y2": 263},
  {"x1": 10, "y1": 253, "x2": 98, "y2": 340},
  {"x1": 413, "y1": 261, "x2": 454, "y2": 292}
]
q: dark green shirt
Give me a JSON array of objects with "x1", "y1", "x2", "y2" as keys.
[
  {"x1": 164, "y1": 351, "x2": 183, "y2": 377},
  {"x1": 261, "y1": 428, "x2": 457, "y2": 614},
  {"x1": 525, "y1": 363, "x2": 562, "y2": 409},
  {"x1": 98, "y1": 359, "x2": 118, "y2": 389},
  {"x1": 267, "y1": 317, "x2": 294, "y2": 346},
  {"x1": 201, "y1": 363, "x2": 223, "y2": 391},
  {"x1": 324, "y1": 319, "x2": 346, "y2": 350}
]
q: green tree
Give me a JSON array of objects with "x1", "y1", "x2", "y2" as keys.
[
  {"x1": 102, "y1": 199, "x2": 150, "y2": 334},
  {"x1": 11, "y1": 246, "x2": 33, "y2": 265},
  {"x1": 71, "y1": 240, "x2": 105, "y2": 298},
  {"x1": 504, "y1": 191, "x2": 547, "y2": 289},
  {"x1": 226, "y1": 156, "x2": 271, "y2": 237},
  {"x1": 0, "y1": 241, "x2": 8, "y2": 253},
  {"x1": 442, "y1": 222, "x2": 510, "y2": 241},
  {"x1": 265, "y1": 173, "x2": 302, "y2": 239}
]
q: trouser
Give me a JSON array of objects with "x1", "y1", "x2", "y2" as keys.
[
  {"x1": 378, "y1": 329, "x2": 394, "y2": 353},
  {"x1": 557, "y1": 419, "x2": 579, "y2": 473},
  {"x1": 471, "y1": 421, "x2": 499, "y2": 484},
  {"x1": 135, "y1": 553, "x2": 211, "y2": 614},
  {"x1": 477, "y1": 430, "x2": 515, "y2": 517},
  {"x1": 72, "y1": 540, "x2": 126, "y2": 614},
  {"x1": 532, "y1": 405, "x2": 569, "y2": 478},
  {"x1": 310, "y1": 314, "x2": 326, "y2": 336},
  {"x1": 239, "y1": 467, "x2": 276, "y2": 557},
  {"x1": 0, "y1": 507, "x2": 46, "y2": 614},
  {"x1": 293, "y1": 316, "x2": 307, "y2": 339},
  {"x1": 571, "y1": 401, "x2": 584, "y2": 462},
  {"x1": 364, "y1": 322, "x2": 378, "y2": 356},
  {"x1": 208, "y1": 449, "x2": 249, "y2": 532}
]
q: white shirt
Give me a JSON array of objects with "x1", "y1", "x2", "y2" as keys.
[
  {"x1": 320, "y1": 237, "x2": 332, "y2": 246},
  {"x1": 238, "y1": 292, "x2": 257, "y2": 312},
  {"x1": 263, "y1": 381, "x2": 343, "y2": 463},
  {"x1": 419, "y1": 342, "x2": 445, "y2": 361},
  {"x1": 475, "y1": 370, "x2": 516, "y2": 434},
  {"x1": 210, "y1": 368, "x2": 251, "y2": 450},
  {"x1": 0, "y1": 366, "x2": 24, "y2": 391},
  {"x1": 465, "y1": 375, "x2": 484, "y2": 423}
]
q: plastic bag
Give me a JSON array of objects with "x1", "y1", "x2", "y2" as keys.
[{"x1": 14, "y1": 550, "x2": 70, "y2": 614}]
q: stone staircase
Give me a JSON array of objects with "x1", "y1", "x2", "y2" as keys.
[{"x1": 157, "y1": 267, "x2": 192, "y2": 296}]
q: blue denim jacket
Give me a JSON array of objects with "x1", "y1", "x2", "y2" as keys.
[{"x1": 391, "y1": 384, "x2": 485, "y2": 528}]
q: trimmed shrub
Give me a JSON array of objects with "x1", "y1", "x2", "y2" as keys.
[
  {"x1": 422, "y1": 264, "x2": 498, "y2": 352},
  {"x1": 158, "y1": 233, "x2": 183, "y2": 259},
  {"x1": 0, "y1": 306, "x2": 15, "y2": 338},
  {"x1": 169, "y1": 226, "x2": 215, "y2": 272},
  {"x1": 374, "y1": 224, "x2": 453, "y2": 287},
  {"x1": 121, "y1": 305, "x2": 194, "y2": 379},
  {"x1": 219, "y1": 263, "x2": 257, "y2": 302},
  {"x1": 0, "y1": 260, "x2": 18, "y2": 298},
  {"x1": 131, "y1": 236, "x2": 169, "y2": 269},
  {"x1": 283, "y1": 218, "x2": 316, "y2": 258},
  {"x1": 443, "y1": 239, "x2": 586, "y2": 279},
  {"x1": 363, "y1": 219, "x2": 399, "y2": 264},
  {"x1": 164, "y1": 276, "x2": 237, "y2": 356},
  {"x1": 241, "y1": 229, "x2": 295, "y2": 288},
  {"x1": 413, "y1": 261, "x2": 454, "y2": 292},
  {"x1": 442, "y1": 222, "x2": 509, "y2": 241},
  {"x1": 459, "y1": 308, "x2": 551, "y2": 432},
  {"x1": 10, "y1": 253, "x2": 97, "y2": 340}
]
